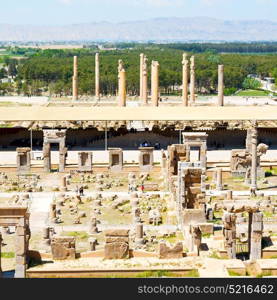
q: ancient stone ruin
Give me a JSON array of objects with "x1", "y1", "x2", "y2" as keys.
[
  {"x1": 51, "y1": 237, "x2": 76, "y2": 260},
  {"x1": 43, "y1": 129, "x2": 67, "y2": 172},
  {"x1": 78, "y1": 152, "x2": 93, "y2": 172},
  {"x1": 139, "y1": 147, "x2": 154, "y2": 172},
  {"x1": 109, "y1": 148, "x2": 123, "y2": 172},
  {"x1": 159, "y1": 242, "x2": 183, "y2": 259},
  {"x1": 223, "y1": 201, "x2": 263, "y2": 260},
  {"x1": 183, "y1": 132, "x2": 208, "y2": 171},
  {"x1": 104, "y1": 230, "x2": 130, "y2": 259},
  {"x1": 0, "y1": 206, "x2": 30, "y2": 278},
  {"x1": 16, "y1": 147, "x2": 31, "y2": 174}
]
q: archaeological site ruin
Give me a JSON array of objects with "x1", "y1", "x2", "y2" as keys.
[{"x1": 1, "y1": 52, "x2": 277, "y2": 279}]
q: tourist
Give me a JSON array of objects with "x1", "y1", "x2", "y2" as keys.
[{"x1": 79, "y1": 185, "x2": 84, "y2": 196}]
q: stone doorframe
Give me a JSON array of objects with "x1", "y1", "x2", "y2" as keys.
[
  {"x1": 108, "y1": 148, "x2": 123, "y2": 172},
  {"x1": 138, "y1": 147, "x2": 154, "y2": 172},
  {"x1": 78, "y1": 152, "x2": 93, "y2": 172},
  {"x1": 222, "y1": 201, "x2": 263, "y2": 261},
  {"x1": 182, "y1": 132, "x2": 208, "y2": 171},
  {"x1": 0, "y1": 206, "x2": 30, "y2": 278},
  {"x1": 43, "y1": 129, "x2": 67, "y2": 172},
  {"x1": 16, "y1": 147, "x2": 31, "y2": 174}
]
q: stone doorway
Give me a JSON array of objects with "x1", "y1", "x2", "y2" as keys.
[
  {"x1": 183, "y1": 132, "x2": 208, "y2": 170},
  {"x1": 42, "y1": 130, "x2": 67, "y2": 172},
  {"x1": 16, "y1": 147, "x2": 31, "y2": 174},
  {"x1": 138, "y1": 147, "x2": 154, "y2": 172},
  {"x1": 189, "y1": 146, "x2": 201, "y2": 163},
  {"x1": 222, "y1": 201, "x2": 263, "y2": 261},
  {"x1": 112, "y1": 154, "x2": 119, "y2": 166},
  {"x1": 142, "y1": 153, "x2": 150, "y2": 166},
  {"x1": 78, "y1": 152, "x2": 92, "y2": 172},
  {"x1": 0, "y1": 206, "x2": 30, "y2": 278},
  {"x1": 109, "y1": 148, "x2": 123, "y2": 172}
]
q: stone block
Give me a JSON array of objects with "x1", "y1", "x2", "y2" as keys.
[
  {"x1": 104, "y1": 242, "x2": 129, "y2": 259},
  {"x1": 159, "y1": 242, "x2": 183, "y2": 259},
  {"x1": 106, "y1": 237, "x2": 129, "y2": 243},
  {"x1": 104, "y1": 229, "x2": 130, "y2": 259},
  {"x1": 51, "y1": 237, "x2": 76, "y2": 260},
  {"x1": 105, "y1": 230, "x2": 129, "y2": 237}
]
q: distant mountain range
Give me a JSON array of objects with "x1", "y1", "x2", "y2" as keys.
[{"x1": 0, "y1": 17, "x2": 277, "y2": 42}]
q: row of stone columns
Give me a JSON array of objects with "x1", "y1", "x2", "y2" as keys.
[{"x1": 72, "y1": 53, "x2": 224, "y2": 106}]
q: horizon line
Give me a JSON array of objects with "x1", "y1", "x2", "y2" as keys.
[{"x1": 0, "y1": 16, "x2": 276, "y2": 27}]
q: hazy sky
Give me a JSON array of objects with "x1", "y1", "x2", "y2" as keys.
[{"x1": 0, "y1": 0, "x2": 276, "y2": 25}]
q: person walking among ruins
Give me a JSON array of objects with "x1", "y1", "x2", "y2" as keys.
[
  {"x1": 79, "y1": 185, "x2": 84, "y2": 197},
  {"x1": 141, "y1": 181, "x2": 145, "y2": 193}
]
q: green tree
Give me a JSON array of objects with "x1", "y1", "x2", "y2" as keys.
[{"x1": 242, "y1": 77, "x2": 262, "y2": 90}]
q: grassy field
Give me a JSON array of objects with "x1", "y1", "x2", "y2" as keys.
[{"x1": 236, "y1": 89, "x2": 272, "y2": 96}]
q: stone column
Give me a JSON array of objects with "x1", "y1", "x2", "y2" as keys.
[
  {"x1": 190, "y1": 56, "x2": 196, "y2": 104},
  {"x1": 218, "y1": 65, "x2": 224, "y2": 106},
  {"x1": 161, "y1": 149, "x2": 167, "y2": 180},
  {"x1": 182, "y1": 53, "x2": 189, "y2": 106},
  {"x1": 246, "y1": 129, "x2": 252, "y2": 152},
  {"x1": 250, "y1": 211, "x2": 263, "y2": 261},
  {"x1": 223, "y1": 211, "x2": 236, "y2": 259},
  {"x1": 140, "y1": 53, "x2": 144, "y2": 99},
  {"x1": 151, "y1": 61, "x2": 159, "y2": 107},
  {"x1": 216, "y1": 168, "x2": 223, "y2": 191},
  {"x1": 50, "y1": 203, "x2": 56, "y2": 222},
  {"x1": 72, "y1": 56, "x2": 78, "y2": 101},
  {"x1": 43, "y1": 142, "x2": 51, "y2": 172},
  {"x1": 59, "y1": 138, "x2": 66, "y2": 173},
  {"x1": 88, "y1": 237, "x2": 97, "y2": 251},
  {"x1": 142, "y1": 55, "x2": 148, "y2": 105},
  {"x1": 15, "y1": 218, "x2": 27, "y2": 278},
  {"x1": 89, "y1": 215, "x2": 98, "y2": 234},
  {"x1": 135, "y1": 223, "x2": 144, "y2": 245},
  {"x1": 61, "y1": 176, "x2": 67, "y2": 192},
  {"x1": 42, "y1": 227, "x2": 51, "y2": 250},
  {"x1": 118, "y1": 60, "x2": 126, "y2": 107},
  {"x1": 200, "y1": 142, "x2": 207, "y2": 171},
  {"x1": 0, "y1": 232, "x2": 2, "y2": 278},
  {"x1": 226, "y1": 190, "x2": 233, "y2": 200},
  {"x1": 95, "y1": 53, "x2": 100, "y2": 100},
  {"x1": 251, "y1": 122, "x2": 258, "y2": 193}
]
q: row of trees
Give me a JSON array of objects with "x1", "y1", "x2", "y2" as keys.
[
  {"x1": 163, "y1": 42, "x2": 277, "y2": 54},
  {"x1": 0, "y1": 48, "x2": 276, "y2": 96}
]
